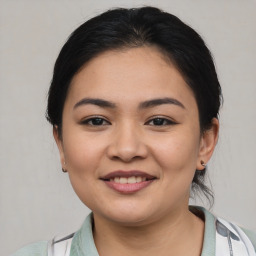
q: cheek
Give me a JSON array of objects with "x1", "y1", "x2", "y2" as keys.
[
  {"x1": 62, "y1": 132, "x2": 107, "y2": 208},
  {"x1": 152, "y1": 132, "x2": 200, "y2": 204},
  {"x1": 63, "y1": 131, "x2": 105, "y2": 177},
  {"x1": 151, "y1": 129, "x2": 200, "y2": 174}
]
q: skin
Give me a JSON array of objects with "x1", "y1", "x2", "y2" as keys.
[{"x1": 54, "y1": 46, "x2": 219, "y2": 256}]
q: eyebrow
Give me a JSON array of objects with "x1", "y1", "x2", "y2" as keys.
[
  {"x1": 73, "y1": 97, "x2": 185, "y2": 110},
  {"x1": 139, "y1": 97, "x2": 185, "y2": 109},
  {"x1": 73, "y1": 98, "x2": 116, "y2": 109}
]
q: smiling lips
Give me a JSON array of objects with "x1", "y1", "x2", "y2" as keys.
[{"x1": 101, "y1": 170, "x2": 156, "y2": 194}]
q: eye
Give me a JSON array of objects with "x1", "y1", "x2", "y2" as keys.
[
  {"x1": 81, "y1": 117, "x2": 110, "y2": 126},
  {"x1": 145, "y1": 117, "x2": 176, "y2": 126}
]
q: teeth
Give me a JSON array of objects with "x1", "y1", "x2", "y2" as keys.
[
  {"x1": 136, "y1": 176, "x2": 142, "y2": 183},
  {"x1": 128, "y1": 176, "x2": 136, "y2": 184},
  {"x1": 119, "y1": 177, "x2": 127, "y2": 184},
  {"x1": 109, "y1": 176, "x2": 149, "y2": 184}
]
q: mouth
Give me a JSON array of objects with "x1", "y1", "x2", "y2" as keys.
[{"x1": 100, "y1": 170, "x2": 157, "y2": 194}]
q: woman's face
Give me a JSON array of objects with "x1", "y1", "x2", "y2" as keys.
[{"x1": 55, "y1": 46, "x2": 218, "y2": 225}]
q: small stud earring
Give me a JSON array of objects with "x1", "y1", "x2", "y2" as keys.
[
  {"x1": 62, "y1": 161, "x2": 67, "y2": 173},
  {"x1": 201, "y1": 160, "x2": 207, "y2": 167}
]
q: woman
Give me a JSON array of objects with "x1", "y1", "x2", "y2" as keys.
[{"x1": 13, "y1": 6, "x2": 256, "y2": 256}]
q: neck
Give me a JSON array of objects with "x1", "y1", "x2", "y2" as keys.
[{"x1": 93, "y1": 207, "x2": 205, "y2": 256}]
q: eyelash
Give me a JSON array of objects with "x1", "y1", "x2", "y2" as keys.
[
  {"x1": 145, "y1": 117, "x2": 177, "y2": 126},
  {"x1": 80, "y1": 116, "x2": 176, "y2": 127},
  {"x1": 80, "y1": 116, "x2": 110, "y2": 126}
]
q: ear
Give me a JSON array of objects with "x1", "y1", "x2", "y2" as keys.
[
  {"x1": 197, "y1": 118, "x2": 219, "y2": 170},
  {"x1": 53, "y1": 126, "x2": 65, "y2": 169}
]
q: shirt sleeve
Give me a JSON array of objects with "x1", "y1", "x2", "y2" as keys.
[{"x1": 11, "y1": 241, "x2": 48, "y2": 256}]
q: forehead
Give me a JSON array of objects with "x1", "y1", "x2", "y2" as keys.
[{"x1": 67, "y1": 46, "x2": 197, "y2": 110}]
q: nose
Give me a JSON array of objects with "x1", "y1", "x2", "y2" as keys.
[{"x1": 106, "y1": 123, "x2": 148, "y2": 162}]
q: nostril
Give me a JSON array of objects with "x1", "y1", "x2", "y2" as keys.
[{"x1": 106, "y1": 134, "x2": 148, "y2": 162}]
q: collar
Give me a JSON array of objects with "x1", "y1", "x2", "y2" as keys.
[{"x1": 69, "y1": 206, "x2": 218, "y2": 256}]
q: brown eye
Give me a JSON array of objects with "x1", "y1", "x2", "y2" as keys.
[
  {"x1": 81, "y1": 117, "x2": 110, "y2": 126},
  {"x1": 146, "y1": 117, "x2": 176, "y2": 126}
]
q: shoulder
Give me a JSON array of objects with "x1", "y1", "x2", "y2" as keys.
[
  {"x1": 214, "y1": 215, "x2": 256, "y2": 252},
  {"x1": 11, "y1": 241, "x2": 48, "y2": 256},
  {"x1": 241, "y1": 227, "x2": 256, "y2": 251},
  {"x1": 191, "y1": 206, "x2": 256, "y2": 254},
  {"x1": 10, "y1": 214, "x2": 93, "y2": 256}
]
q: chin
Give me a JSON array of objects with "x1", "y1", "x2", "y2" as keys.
[
  {"x1": 108, "y1": 213, "x2": 150, "y2": 226},
  {"x1": 97, "y1": 204, "x2": 157, "y2": 226}
]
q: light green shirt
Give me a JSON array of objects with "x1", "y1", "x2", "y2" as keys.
[{"x1": 12, "y1": 207, "x2": 256, "y2": 256}]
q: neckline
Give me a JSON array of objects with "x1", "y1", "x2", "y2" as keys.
[
  {"x1": 70, "y1": 206, "x2": 216, "y2": 256},
  {"x1": 190, "y1": 206, "x2": 216, "y2": 256}
]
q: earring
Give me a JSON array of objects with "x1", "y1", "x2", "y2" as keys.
[
  {"x1": 200, "y1": 160, "x2": 207, "y2": 167},
  {"x1": 62, "y1": 161, "x2": 67, "y2": 173}
]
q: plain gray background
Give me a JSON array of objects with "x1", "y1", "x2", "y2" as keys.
[{"x1": 1, "y1": 0, "x2": 256, "y2": 255}]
